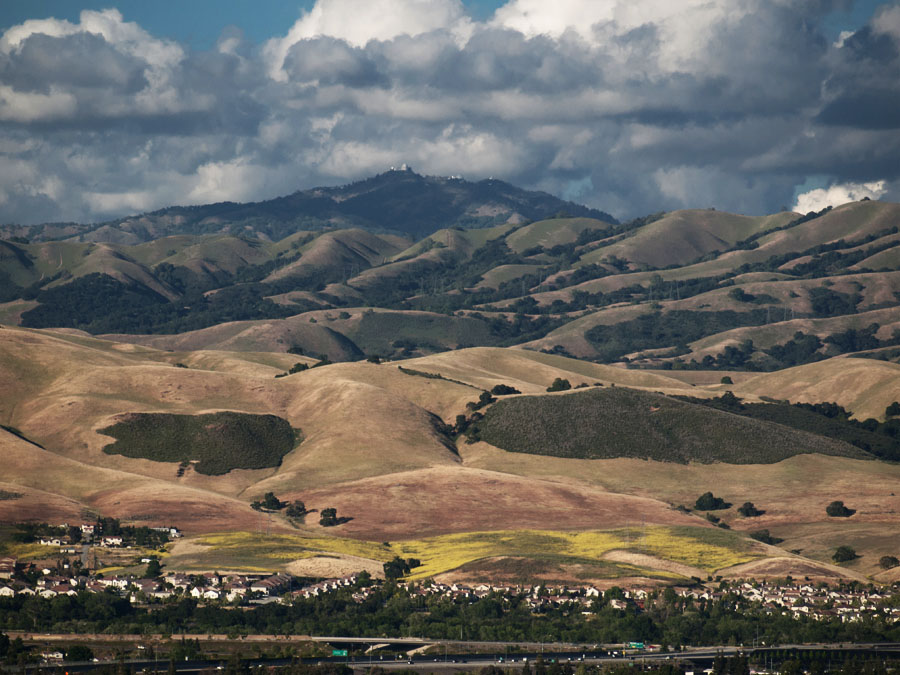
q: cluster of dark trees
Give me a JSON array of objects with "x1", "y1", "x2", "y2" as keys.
[
  {"x1": 318, "y1": 508, "x2": 348, "y2": 527},
  {"x1": 382, "y1": 557, "x2": 421, "y2": 580},
  {"x1": 586, "y1": 310, "x2": 770, "y2": 364},
  {"x1": 826, "y1": 502, "x2": 856, "y2": 518},
  {"x1": 833, "y1": 546, "x2": 859, "y2": 563},
  {"x1": 749, "y1": 530, "x2": 784, "y2": 545},
  {"x1": 737, "y1": 502, "x2": 765, "y2": 517},
  {"x1": 654, "y1": 322, "x2": 900, "y2": 373},
  {"x1": 547, "y1": 378, "x2": 572, "y2": 392},
  {"x1": 248, "y1": 494, "x2": 341, "y2": 525}
]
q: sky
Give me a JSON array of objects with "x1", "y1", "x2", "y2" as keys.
[{"x1": 0, "y1": 0, "x2": 898, "y2": 225}]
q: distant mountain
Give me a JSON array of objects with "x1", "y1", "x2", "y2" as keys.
[
  {"x1": 2, "y1": 198, "x2": 900, "y2": 373},
  {"x1": 0, "y1": 168, "x2": 616, "y2": 244}
]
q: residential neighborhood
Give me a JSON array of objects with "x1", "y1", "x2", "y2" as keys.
[{"x1": 1, "y1": 548, "x2": 898, "y2": 626}]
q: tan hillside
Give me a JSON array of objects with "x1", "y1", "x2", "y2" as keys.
[
  {"x1": 505, "y1": 217, "x2": 611, "y2": 253},
  {"x1": 2, "y1": 325, "x2": 900, "y2": 580},
  {"x1": 403, "y1": 346, "x2": 691, "y2": 393},
  {"x1": 290, "y1": 465, "x2": 699, "y2": 540},
  {"x1": 390, "y1": 224, "x2": 516, "y2": 262},
  {"x1": 100, "y1": 315, "x2": 364, "y2": 360},
  {"x1": 579, "y1": 209, "x2": 796, "y2": 268},
  {"x1": 669, "y1": 306, "x2": 900, "y2": 365},
  {"x1": 738, "y1": 357, "x2": 900, "y2": 421}
]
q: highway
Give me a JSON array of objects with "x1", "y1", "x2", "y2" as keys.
[{"x1": 19, "y1": 643, "x2": 900, "y2": 673}]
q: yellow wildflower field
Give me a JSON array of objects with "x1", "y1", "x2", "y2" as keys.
[{"x1": 191, "y1": 525, "x2": 755, "y2": 579}]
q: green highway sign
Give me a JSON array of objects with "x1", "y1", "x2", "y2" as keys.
[{"x1": 332, "y1": 649, "x2": 348, "y2": 657}]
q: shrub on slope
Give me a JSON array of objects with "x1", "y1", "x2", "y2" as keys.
[{"x1": 100, "y1": 411, "x2": 299, "y2": 475}]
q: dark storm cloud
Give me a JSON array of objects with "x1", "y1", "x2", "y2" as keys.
[
  {"x1": 817, "y1": 23, "x2": 900, "y2": 129},
  {"x1": 0, "y1": 2, "x2": 899, "y2": 225}
]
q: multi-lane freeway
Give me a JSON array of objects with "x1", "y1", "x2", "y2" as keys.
[{"x1": 16, "y1": 642, "x2": 900, "y2": 673}]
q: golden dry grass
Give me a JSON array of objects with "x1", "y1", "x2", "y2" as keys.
[
  {"x1": 738, "y1": 357, "x2": 900, "y2": 421},
  {"x1": 288, "y1": 465, "x2": 699, "y2": 540},
  {"x1": 404, "y1": 346, "x2": 692, "y2": 394},
  {"x1": 578, "y1": 210, "x2": 796, "y2": 269}
]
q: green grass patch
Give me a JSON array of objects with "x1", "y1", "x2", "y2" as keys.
[
  {"x1": 472, "y1": 387, "x2": 869, "y2": 464},
  {"x1": 100, "y1": 411, "x2": 300, "y2": 475}
]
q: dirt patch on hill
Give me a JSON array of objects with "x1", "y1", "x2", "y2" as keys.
[
  {"x1": 0, "y1": 484, "x2": 87, "y2": 524},
  {"x1": 718, "y1": 556, "x2": 865, "y2": 581},
  {"x1": 286, "y1": 554, "x2": 384, "y2": 579},
  {"x1": 290, "y1": 466, "x2": 700, "y2": 540},
  {"x1": 87, "y1": 484, "x2": 289, "y2": 535},
  {"x1": 601, "y1": 550, "x2": 705, "y2": 578}
]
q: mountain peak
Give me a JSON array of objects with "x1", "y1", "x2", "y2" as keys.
[{"x1": 5, "y1": 171, "x2": 616, "y2": 244}]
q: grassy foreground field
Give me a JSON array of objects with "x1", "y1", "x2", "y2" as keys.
[{"x1": 166, "y1": 525, "x2": 758, "y2": 581}]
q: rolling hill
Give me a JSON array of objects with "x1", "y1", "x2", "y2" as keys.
[{"x1": 1, "y1": 325, "x2": 900, "y2": 582}]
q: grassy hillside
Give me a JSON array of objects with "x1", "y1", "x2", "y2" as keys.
[
  {"x1": 472, "y1": 387, "x2": 870, "y2": 463},
  {"x1": 578, "y1": 210, "x2": 797, "y2": 268},
  {"x1": 505, "y1": 217, "x2": 612, "y2": 253}
]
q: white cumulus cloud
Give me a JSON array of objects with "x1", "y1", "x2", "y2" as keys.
[
  {"x1": 793, "y1": 181, "x2": 887, "y2": 213},
  {"x1": 0, "y1": 0, "x2": 899, "y2": 225}
]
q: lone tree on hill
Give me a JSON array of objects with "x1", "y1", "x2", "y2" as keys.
[
  {"x1": 319, "y1": 508, "x2": 339, "y2": 527},
  {"x1": 285, "y1": 500, "x2": 306, "y2": 518},
  {"x1": 262, "y1": 492, "x2": 285, "y2": 510},
  {"x1": 737, "y1": 502, "x2": 764, "y2": 517},
  {"x1": 695, "y1": 492, "x2": 731, "y2": 511},
  {"x1": 880, "y1": 555, "x2": 899, "y2": 569},
  {"x1": 832, "y1": 545, "x2": 858, "y2": 563},
  {"x1": 251, "y1": 492, "x2": 286, "y2": 511},
  {"x1": 826, "y1": 501, "x2": 855, "y2": 517},
  {"x1": 547, "y1": 378, "x2": 572, "y2": 392}
]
